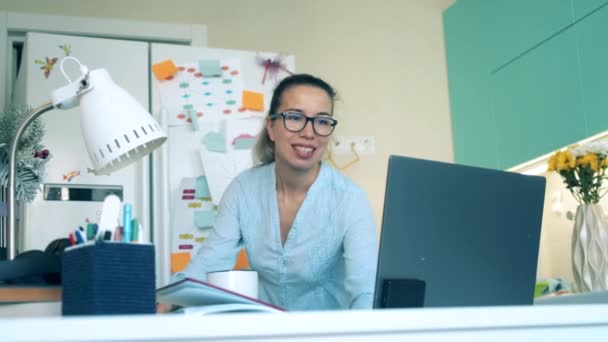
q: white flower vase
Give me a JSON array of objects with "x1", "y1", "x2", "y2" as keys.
[{"x1": 571, "y1": 204, "x2": 608, "y2": 292}]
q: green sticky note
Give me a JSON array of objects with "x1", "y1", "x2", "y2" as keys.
[
  {"x1": 198, "y1": 60, "x2": 222, "y2": 78},
  {"x1": 195, "y1": 176, "x2": 211, "y2": 199},
  {"x1": 194, "y1": 210, "x2": 215, "y2": 229},
  {"x1": 203, "y1": 131, "x2": 226, "y2": 152},
  {"x1": 187, "y1": 109, "x2": 199, "y2": 131}
]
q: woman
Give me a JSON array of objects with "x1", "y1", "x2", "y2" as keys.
[{"x1": 173, "y1": 74, "x2": 378, "y2": 310}]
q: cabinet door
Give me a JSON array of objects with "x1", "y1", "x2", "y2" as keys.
[
  {"x1": 572, "y1": 0, "x2": 608, "y2": 21},
  {"x1": 491, "y1": 29, "x2": 586, "y2": 169},
  {"x1": 444, "y1": 0, "x2": 498, "y2": 169},
  {"x1": 575, "y1": 5, "x2": 608, "y2": 136},
  {"x1": 13, "y1": 32, "x2": 150, "y2": 251},
  {"x1": 481, "y1": 0, "x2": 573, "y2": 69}
]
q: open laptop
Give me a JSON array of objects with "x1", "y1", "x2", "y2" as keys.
[{"x1": 373, "y1": 155, "x2": 546, "y2": 308}]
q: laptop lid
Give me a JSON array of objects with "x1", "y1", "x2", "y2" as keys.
[{"x1": 374, "y1": 155, "x2": 546, "y2": 308}]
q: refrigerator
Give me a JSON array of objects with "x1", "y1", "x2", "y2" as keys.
[{"x1": 14, "y1": 32, "x2": 295, "y2": 285}]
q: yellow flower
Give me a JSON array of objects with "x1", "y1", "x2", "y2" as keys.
[
  {"x1": 556, "y1": 151, "x2": 575, "y2": 170},
  {"x1": 549, "y1": 144, "x2": 608, "y2": 205},
  {"x1": 589, "y1": 154, "x2": 600, "y2": 172},
  {"x1": 580, "y1": 153, "x2": 599, "y2": 171},
  {"x1": 565, "y1": 151, "x2": 576, "y2": 168}
]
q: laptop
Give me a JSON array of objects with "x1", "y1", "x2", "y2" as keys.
[{"x1": 373, "y1": 155, "x2": 546, "y2": 308}]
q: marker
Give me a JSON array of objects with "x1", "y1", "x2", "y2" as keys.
[
  {"x1": 86, "y1": 223, "x2": 95, "y2": 241},
  {"x1": 69, "y1": 233, "x2": 76, "y2": 246},
  {"x1": 75, "y1": 229, "x2": 86, "y2": 244},
  {"x1": 123, "y1": 203, "x2": 132, "y2": 243},
  {"x1": 137, "y1": 223, "x2": 145, "y2": 244},
  {"x1": 131, "y1": 218, "x2": 139, "y2": 243}
]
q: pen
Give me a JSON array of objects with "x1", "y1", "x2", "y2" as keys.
[
  {"x1": 131, "y1": 218, "x2": 139, "y2": 243},
  {"x1": 69, "y1": 233, "x2": 76, "y2": 246},
  {"x1": 123, "y1": 203, "x2": 132, "y2": 243},
  {"x1": 86, "y1": 223, "x2": 95, "y2": 241},
  {"x1": 75, "y1": 229, "x2": 86, "y2": 244}
]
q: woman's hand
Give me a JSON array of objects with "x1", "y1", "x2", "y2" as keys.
[{"x1": 156, "y1": 302, "x2": 177, "y2": 313}]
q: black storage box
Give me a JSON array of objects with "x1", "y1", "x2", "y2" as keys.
[{"x1": 61, "y1": 241, "x2": 155, "y2": 315}]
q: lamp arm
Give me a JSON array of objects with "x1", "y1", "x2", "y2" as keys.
[{"x1": 6, "y1": 101, "x2": 55, "y2": 260}]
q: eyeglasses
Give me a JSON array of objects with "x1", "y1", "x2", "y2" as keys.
[{"x1": 269, "y1": 111, "x2": 338, "y2": 137}]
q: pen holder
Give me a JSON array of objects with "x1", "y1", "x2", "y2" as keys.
[{"x1": 61, "y1": 241, "x2": 156, "y2": 316}]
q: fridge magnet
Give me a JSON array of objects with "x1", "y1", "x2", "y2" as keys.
[
  {"x1": 34, "y1": 57, "x2": 58, "y2": 79},
  {"x1": 63, "y1": 170, "x2": 81, "y2": 182},
  {"x1": 256, "y1": 53, "x2": 294, "y2": 85},
  {"x1": 59, "y1": 44, "x2": 72, "y2": 56}
]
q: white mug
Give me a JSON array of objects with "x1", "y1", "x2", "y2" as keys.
[{"x1": 206, "y1": 270, "x2": 258, "y2": 299}]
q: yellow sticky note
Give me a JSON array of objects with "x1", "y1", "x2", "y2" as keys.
[
  {"x1": 242, "y1": 90, "x2": 264, "y2": 112},
  {"x1": 152, "y1": 59, "x2": 178, "y2": 80},
  {"x1": 171, "y1": 252, "x2": 191, "y2": 273}
]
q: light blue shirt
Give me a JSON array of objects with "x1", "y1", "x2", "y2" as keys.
[{"x1": 175, "y1": 161, "x2": 378, "y2": 311}]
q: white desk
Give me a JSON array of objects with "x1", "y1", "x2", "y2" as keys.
[{"x1": 1, "y1": 304, "x2": 607, "y2": 341}]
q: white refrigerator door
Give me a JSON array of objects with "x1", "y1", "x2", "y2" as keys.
[
  {"x1": 150, "y1": 44, "x2": 295, "y2": 285},
  {"x1": 14, "y1": 32, "x2": 151, "y2": 252}
]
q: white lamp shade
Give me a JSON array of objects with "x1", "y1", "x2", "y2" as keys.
[{"x1": 79, "y1": 69, "x2": 167, "y2": 175}]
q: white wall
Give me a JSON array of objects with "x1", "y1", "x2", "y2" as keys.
[{"x1": 0, "y1": 0, "x2": 457, "y2": 235}]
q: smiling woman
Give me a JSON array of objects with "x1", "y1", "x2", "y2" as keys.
[{"x1": 169, "y1": 74, "x2": 379, "y2": 311}]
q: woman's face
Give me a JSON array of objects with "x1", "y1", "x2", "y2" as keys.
[{"x1": 267, "y1": 85, "x2": 333, "y2": 173}]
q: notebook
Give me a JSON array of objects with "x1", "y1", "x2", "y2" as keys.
[{"x1": 156, "y1": 277, "x2": 284, "y2": 312}]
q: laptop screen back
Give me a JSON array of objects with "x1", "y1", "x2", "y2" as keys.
[{"x1": 374, "y1": 155, "x2": 546, "y2": 308}]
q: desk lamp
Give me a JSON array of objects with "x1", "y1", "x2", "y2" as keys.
[{"x1": 5, "y1": 57, "x2": 167, "y2": 260}]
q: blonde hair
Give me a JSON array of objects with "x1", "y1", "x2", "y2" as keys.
[{"x1": 253, "y1": 124, "x2": 275, "y2": 165}]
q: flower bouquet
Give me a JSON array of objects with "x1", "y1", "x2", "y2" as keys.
[{"x1": 548, "y1": 141, "x2": 608, "y2": 292}]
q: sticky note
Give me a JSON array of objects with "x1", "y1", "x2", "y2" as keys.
[
  {"x1": 194, "y1": 210, "x2": 215, "y2": 229},
  {"x1": 171, "y1": 252, "x2": 191, "y2": 273},
  {"x1": 232, "y1": 134, "x2": 257, "y2": 150},
  {"x1": 195, "y1": 176, "x2": 211, "y2": 199},
  {"x1": 203, "y1": 131, "x2": 226, "y2": 153},
  {"x1": 234, "y1": 248, "x2": 250, "y2": 270},
  {"x1": 198, "y1": 60, "x2": 222, "y2": 78},
  {"x1": 152, "y1": 59, "x2": 178, "y2": 80},
  {"x1": 242, "y1": 91, "x2": 264, "y2": 111}
]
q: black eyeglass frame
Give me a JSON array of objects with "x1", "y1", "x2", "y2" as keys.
[{"x1": 268, "y1": 111, "x2": 338, "y2": 137}]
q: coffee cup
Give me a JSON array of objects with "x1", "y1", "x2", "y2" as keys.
[{"x1": 206, "y1": 270, "x2": 258, "y2": 299}]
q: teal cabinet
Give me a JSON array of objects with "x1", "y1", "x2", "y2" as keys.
[
  {"x1": 575, "y1": 5, "x2": 608, "y2": 136},
  {"x1": 482, "y1": 0, "x2": 573, "y2": 69},
  {"x1": 444, "y1": 0, "x2": 608, "y2": 170},
  {"x1": 444, "y1": 0, "x2": 498, "y2": 169},
  {"x1": 491, "y1": 29, "x2": 586, "y2": 169},
  {"x1": 572, "y1": 0, "x2": 608, "y2": 21}
]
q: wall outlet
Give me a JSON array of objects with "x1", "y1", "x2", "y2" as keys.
[{"x1": 332, "y1": 136, "x2": 376, "y2": 155}]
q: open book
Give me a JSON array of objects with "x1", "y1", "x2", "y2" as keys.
[{"x1": 156, "y1": 277, "x2": 285, "y2": 314}]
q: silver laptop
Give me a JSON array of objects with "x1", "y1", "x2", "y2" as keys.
[{"x1": 374, "y1": 155, "x2": 546, "y2": 308}]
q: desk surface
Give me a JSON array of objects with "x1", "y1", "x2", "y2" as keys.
[
  {"x1": 0, "y1": 286, "x2": 61, "y2": 304},
  {"x1": 1, "y1": 304, "x2": 608, "y2": 341}
]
